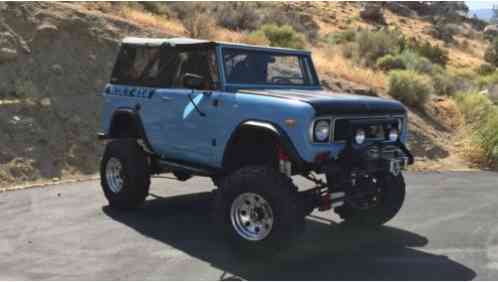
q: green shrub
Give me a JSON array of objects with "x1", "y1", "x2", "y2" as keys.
[
  {"x1": 387, "y1": 70, "x2": 432, "y2": 108},
  {"x1": 213, "y1": 3, "x2": 260, "y2": 31},
  {"x1": 478, "y1": 63, "x2": 496, "y2": 76},
  {"x1": 376, "y1": 54, "x2": 405, "y2": 71},
  {"x1": 324, "y1": 29, "x2": 356, "y2": 45},
  {"x1": 484, "y1": 37, "x2": 498, "y2": 67},
  {"x1": 447, "y1": 68, "x2": 478, "y2": 93},
  {"x1": 476, "y1": 71, "x2": 498, "y2": 89},
  {"x1": 455, "y1": 91, "x2": 495, "y2": 124},
  {"x1": 455, "y1": 91, "x2": 498, "y2": 165},
  {"x1": 431, "y1": 66, "x2": 456, "y2": 96},
  {"x1": 262, "y1": 10, "x2": 320, "y2": 43},
  {"x1": 429, "y1": 20, "x2": 457, "y2": 43},
  {"x1": 450, "y1": 68, "x2": 478, "y2": 81},
  {"x1": 354, "y1": 28, "x2": 405, "y2": 67},
  {"x1": 397, "y1": 50, "x2": 433, "y2": 74},
  {"x1": 479, "y1": 110, "x2": 498, "y2": 164},
  {"x1": 412, "y1": 41, "x2": 449, "y2": 66},
  {"x1": 256, "y1": 24, "x2": 306, "y2": 49},
  {"x1": 241, "y1": 31, "x2": 270, "y2": 46}
]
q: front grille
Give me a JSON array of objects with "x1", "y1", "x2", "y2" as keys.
[{"x1": 333, "y1": 118, "x2": 401, "y2": 143}]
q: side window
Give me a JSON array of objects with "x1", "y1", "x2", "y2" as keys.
[
  {"x1": 110, "y1": 45, "x2": 161, "y2": 87},
  {"x1": 171, "y1": 48, "x2": 219, "y2": 90},
  {"x1": 111, "y1": 45, "x2": 219, "y2": 90}
]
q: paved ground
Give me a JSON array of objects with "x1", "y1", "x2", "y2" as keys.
[{"x1": 1, "y1": 171, "x2": 498, "y2": 280}]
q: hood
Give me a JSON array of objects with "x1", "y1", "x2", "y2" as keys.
[{"x1": 239, "y1": 89, "x2": 406, "y2": 116}]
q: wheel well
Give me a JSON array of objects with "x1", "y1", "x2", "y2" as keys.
[
  {"x1": 109, "y1": 111, "x2": 141, "y2": 139},
  {"x1": 223, "y1": 127, "x2": 280, "y2": 173}
]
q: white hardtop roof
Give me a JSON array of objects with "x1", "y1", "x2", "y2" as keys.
[
  {"x1": 122, "y1": 37, "x2": 209, "y2": 46},
  {"x1": 121, "y1": 37, "x2": 310, "y2": 54}
]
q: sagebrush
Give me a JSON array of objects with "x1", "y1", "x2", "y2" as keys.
[{"x1": 387, "y1": 70, "x2": 432, "y2": 109}]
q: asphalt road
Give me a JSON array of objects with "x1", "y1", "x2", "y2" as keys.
[{"x1": 1, "y1": 171, "x2": 498, "y2": 280}]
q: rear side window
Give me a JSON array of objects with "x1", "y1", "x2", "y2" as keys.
[
  {"x1": 111, "y1": 45, "x2": 161, "y2": 87},
  {"x1": 111, "y1": 44, "x2": 219, "y2": 90}
]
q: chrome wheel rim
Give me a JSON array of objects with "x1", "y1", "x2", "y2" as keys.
[
  {"x1": 230, "y1": 192, "x2": 274, "y2": 241},
  {"x1": 106, "y1": 157, "x2": 124, "y2": 194}
]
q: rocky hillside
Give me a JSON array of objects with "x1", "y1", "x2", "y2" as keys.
[
  {"x1": 0, "y1": 2, "x2": 173, "y2": 186},
  {"x1": 0, "y1": 2, "x2": 488, "y2": 187}
]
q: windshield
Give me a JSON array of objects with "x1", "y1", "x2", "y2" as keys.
[{"x1": 222, "y1": 48, "x2": 318, "y2": 87}]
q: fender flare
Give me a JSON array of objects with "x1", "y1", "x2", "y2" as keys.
[
  {"x1": 222, "y1": 120, "x2": 308, "y2": 172},
  {"x1": 101, "y1": 107, "x2": 156, "y2": 154}
]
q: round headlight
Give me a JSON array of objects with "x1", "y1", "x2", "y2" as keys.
[
  {"x1": 388, "y1": 128, "x2": 399, "y2": 142},
  {"x1": 314, "y1": 120, "x2": 330, "y2": 142},
  {"x1": 355, "y1": 129, "x2": 366, "y2": 144}
]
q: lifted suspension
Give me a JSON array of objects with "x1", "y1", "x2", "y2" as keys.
[
  {"x1": 300, "y1": 173, "x2": 345, "y2": 212},
  {"x1": 299, "y1": 172, "x2": 381, "y2": 213}
]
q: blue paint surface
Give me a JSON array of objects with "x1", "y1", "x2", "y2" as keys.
[{"x1": 100, "y1": 44, "x2": 409, "y2": 169}]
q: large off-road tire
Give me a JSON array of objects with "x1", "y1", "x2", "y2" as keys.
[
  {"x1": 100, "y1": 139, "x2": 150, "y2": 210},
  {"x1": 336, "y1": 173, "x2": 406, "y2": 227},
  {"x1": 213, "y1": 166, "x2": 304, "y2": 256}
]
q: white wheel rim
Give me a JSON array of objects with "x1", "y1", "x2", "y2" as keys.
[
  {"x1": 106, "y1": 157, "x2": 124, "y2": 194},
  {"x1": 230, "y1": 192, "x2": 274, "y2": 241}
]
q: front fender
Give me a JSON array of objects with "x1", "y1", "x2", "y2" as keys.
[{"x1": 222, "y1": 120, "x2": 309, "y2": 172}]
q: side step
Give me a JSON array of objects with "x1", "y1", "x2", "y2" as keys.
[{"x1": 158, "y1": 160, "x2": 214, "y2": 177}]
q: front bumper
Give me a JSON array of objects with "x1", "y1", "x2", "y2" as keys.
[
  {"x1": 351, "y1": 141, "x2": 413, "y2": 175},
  {"x1": 315, "y1": 116, "x2": 414, "y2": 175},
  {"x1": 312, "y1": 141, "x2": 414, "y2": 177}
]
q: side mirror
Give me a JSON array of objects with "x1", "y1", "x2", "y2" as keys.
[{"x1": 183, "y1": 73, "x2": 204, "y2": 90}]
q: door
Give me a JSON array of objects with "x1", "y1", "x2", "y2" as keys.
[
  {"x1": 143, "y1": 45, "x2": 230, "y2": 166},
  {"x1": 179, "y1": 89, "x2": 234, "y2": 166},
  {"x1": 164, "y1": 47, "x2": 230, "y2": 166}
]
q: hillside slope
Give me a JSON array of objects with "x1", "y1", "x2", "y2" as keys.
[
  {"x1": 0, "y1": 2, "x2": 172, "y2": 186},
  {"x1": 0, "y1": 2, "x2": 482, "y2": 187}
]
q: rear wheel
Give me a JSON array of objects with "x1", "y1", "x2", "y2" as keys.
[
  {"x1": 213, "y1": 166, "x2": 304, "y2": 256},
  {"x1": 100, "y1": 139, "x2": 150, "y2": 210},
  {"x1": 336, "y1": 173, "x2": 405, "y2": 227}
]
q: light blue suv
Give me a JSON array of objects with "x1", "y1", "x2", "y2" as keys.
[{"x1": 98, "y1": 37, "x2": 414, "y2": 254}]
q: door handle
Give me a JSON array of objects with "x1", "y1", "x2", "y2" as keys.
[{"x1": 161, "y1": 96, "x2": 173, "y2": 101}]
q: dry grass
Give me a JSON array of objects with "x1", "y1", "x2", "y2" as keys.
[
  {"x1": 118, "y1": 6, "x2": 186, "y2": 36},
  {"x1": 312, "y1": 46, "x2": 386, "y2": 90},
  {"x1": 309, "y1": 2, "x2": 486, "y2": 71},
  {"x1": 454, "y1": 128, "x2": 489, "y2": 169},
  {"x1": 425, "y1": 97, "x2": 464, "y2": 130},
  {"x1": 182, "y1": 11, "x2": 216, "y2": 40}
]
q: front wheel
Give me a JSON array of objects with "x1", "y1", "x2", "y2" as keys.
[
  {"x1": 336, "y1": 173, "x2": 406, "y2": 227},
  {"x1": 213, "y1": 166, "x2": 304, "y2": 256}
]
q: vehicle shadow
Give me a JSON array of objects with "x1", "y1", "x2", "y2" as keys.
[{"x1": 102, "y1": 191, "x2": 476, "y2": 281}]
